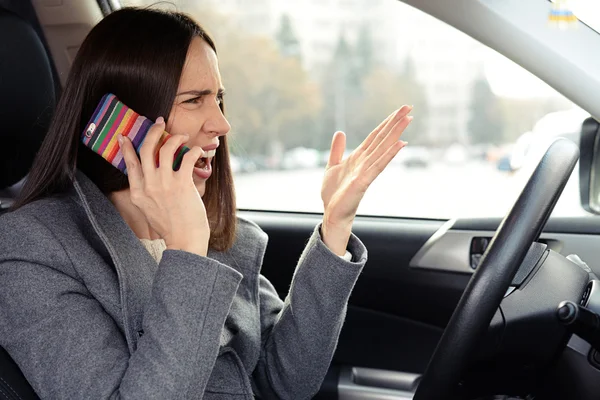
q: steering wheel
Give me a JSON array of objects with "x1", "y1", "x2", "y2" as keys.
[{"x1": 413, "y1": 138, "x2": 580, "y2": 400}]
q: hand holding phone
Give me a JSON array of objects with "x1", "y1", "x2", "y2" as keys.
[
  {"x1": 82, "y1": 94, "x2": 210, "y2": 256},
  {"x1": 81, "y1": 93, "x2": 190, "y2": 175}
]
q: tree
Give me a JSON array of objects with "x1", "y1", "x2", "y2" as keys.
[
  {"x1": 317, "y1": 34, "x2": 365, "y2": 149},
  {"x1": 347, "y1": 57, "x2": 429, "y2": 147},
  {"x1": 396, "y1": 57, "x2": 428, "y2": 145},
  {"x1": 468, "y1": 77, "x2": 504, "y2": 144},
  {"x1": 355, "y1": 24, "x2": 374, "y2": 76},
  {"x1": 276, "y1": 14, "x2": 301, "y2": 60},
  {"x1": 219, "y1": 36, "x2": 321, "y2": 155}
]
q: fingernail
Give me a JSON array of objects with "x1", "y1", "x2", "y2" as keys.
[
  {"x1": 399, "y1": 106, "x2": 411, "y2": 116},
  {"x1": 407, "y1": 116, "x2": 414, "y2": 122},
  {"x1": 156, "y1": 116, "x2": 164, "y2": 124},
  {"x1": 117, "y1": 134, "x2": 123, "y2": 145},
  {"x1": 401, "y1": 140, "x2": 408, "y2": 146}
]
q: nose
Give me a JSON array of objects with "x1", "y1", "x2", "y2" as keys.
[{"x1": 205, "y1": 101, "x2": 231, "y2": 138}]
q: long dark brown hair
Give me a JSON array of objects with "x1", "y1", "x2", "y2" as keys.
[{"x1": 13, "y1": 7, "x2": 237, "y2": 251}]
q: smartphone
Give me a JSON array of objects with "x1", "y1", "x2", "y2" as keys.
[{"x1": 81, "y1": 93, "x2": 190, "y2": 175}]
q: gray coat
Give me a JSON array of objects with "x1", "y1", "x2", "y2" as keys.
[{"x1": 0, "y1": 171, "x2": 367, "y2": 399}]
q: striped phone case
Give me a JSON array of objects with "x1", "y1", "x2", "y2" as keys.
[{"x1": 81, "y1": 93, "x2": 190, "y2": 175}]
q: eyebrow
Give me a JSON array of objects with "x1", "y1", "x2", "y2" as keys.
[{"x1": 176, "y1": 88, "x2": 225, "y2": 97}]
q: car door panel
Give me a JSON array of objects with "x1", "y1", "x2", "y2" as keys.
[
  {"x1": 243, "y1": 211, "x2": 463, "y2": 375},
  {"x1": 450, "y1": 218, "x2": 600, "y2": 276},
  {"x1": 241, "y1": 211, "x2": 600, "y2": 398}
]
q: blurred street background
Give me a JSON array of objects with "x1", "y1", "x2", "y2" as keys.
[{"x1": 124, "y1": 0, "x2": 590, "y2": 219}]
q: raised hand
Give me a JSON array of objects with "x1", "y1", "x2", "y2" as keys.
[{"x1": 320, "y1": 106, "x2": 413, "y2": 255}]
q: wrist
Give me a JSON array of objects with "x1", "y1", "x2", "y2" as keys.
[
  {"x1": 166, "y1": 243, "x2": 208, "y2": 257},
  {"x1": 165, "y1": 234, "x2": 208, "y2": 257},
  {"x1": 323, "y1": 212, "x2": 353, "y2": 233},
  {"x1": 321, "y1": 214, "x2": 353, "y2": 257}
]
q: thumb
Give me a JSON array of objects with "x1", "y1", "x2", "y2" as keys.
[{"x1": 327, "y1": 131, "x2": 346, "y2": 167}]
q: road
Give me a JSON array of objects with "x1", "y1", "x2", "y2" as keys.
[{"x1": 233, "y1": 160, "x2": 587, "y2": 219}]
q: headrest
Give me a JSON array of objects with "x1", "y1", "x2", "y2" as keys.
[{"x1": 0, "y1": 8, "x2": 55, "y2": 189}]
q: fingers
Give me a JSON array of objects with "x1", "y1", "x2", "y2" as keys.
[
  {"x1": 366, "y1": 114, "x2": 413, "y2": 166},
  {"x1": 357, "y1": 110, "x2": 396, "y2": 153},
  {"x1": 158, "y1": 134, "x2": 189, "y2": 179},
  {"x1": 327, "y1": 131, "x2": 346, "y2": 167},
  {"x1": 139, "y1": 117, "x2": 167, "y2": 178},
  {"x1": 179, "y1": 146, "x2": 205, "y2": 177},
  {"x1": 365, "y1": 140, "x2": 408, "y2": 182},
  {"x1": 363, "y1": 105, "x2": 413, "y2": 154},
  {"x1": 118, "y1": 134, "x2": 143, "y2": 190}
]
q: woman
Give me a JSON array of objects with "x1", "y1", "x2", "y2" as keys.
[{"x1": 0, "y1": 7, "x2": 412, "y2": 399}]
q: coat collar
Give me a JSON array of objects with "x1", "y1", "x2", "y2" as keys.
[
  {"x1": 71, "y1": 170, "x2": 157, "y2": 353},
  {"x1": 68, "y1": 170, "x2": 254, "y2": 353}
]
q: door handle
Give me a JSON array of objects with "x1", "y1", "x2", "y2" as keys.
[{"x1": 338, "y1": 366, "x2": 420, "y2": 400}]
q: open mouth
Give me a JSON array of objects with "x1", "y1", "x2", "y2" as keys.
[
  {"x1": 194, "y1": 149, "x2": 216, "y2": 169},
  {"x1": 194, "y1": 157, "x2": 210, "y2": 169}
]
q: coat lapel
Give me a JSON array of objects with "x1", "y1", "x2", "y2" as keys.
[{"x1": 71, "y1": 170, "x2": 156, "y2": 353}]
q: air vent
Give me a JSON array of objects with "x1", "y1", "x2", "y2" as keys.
[{"x1": 581, "y1": 281, "x2": 593, "y2": 306}]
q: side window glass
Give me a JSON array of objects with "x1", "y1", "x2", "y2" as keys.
[{"x1": 121, "y1": 0, "x2": 585, "y2": 218}]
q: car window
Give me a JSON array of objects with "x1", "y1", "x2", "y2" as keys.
[{"x1": 120, "y1": 0, "x2": 588, "y2": 218}]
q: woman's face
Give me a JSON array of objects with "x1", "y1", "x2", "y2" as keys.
[{"x1": 166, "y1": 37, "x2": 230, "y2": 197}]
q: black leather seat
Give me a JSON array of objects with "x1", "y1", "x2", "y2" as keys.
[
  {"x1": 0, "y1": 6, "x2": 56, "y2": 400},
  {"x1": 0, "y1": 6, "x2": 55, "y2": 212}
]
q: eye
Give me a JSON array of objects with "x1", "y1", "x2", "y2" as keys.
[
  {"x1": 183, "y1": 96, "x2": 202, "y2": 104},
  {"x1": 216, "y1": 93, "x2": 224, "y2": 105}
]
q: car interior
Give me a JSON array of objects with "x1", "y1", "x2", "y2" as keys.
[{"x1": 2, "y1": 0, "x2": 600, "y2": 399}]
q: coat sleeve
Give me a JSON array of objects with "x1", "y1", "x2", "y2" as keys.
[
  {"x1": 0, "y1": 213, "x2": 242, "y2": 400},
  {"x1": 252, "y1": 223, "x2": 367, "y2": 399}
]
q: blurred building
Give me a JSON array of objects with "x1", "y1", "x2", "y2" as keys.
[
  {"x1": 393, "y1": 4, "x2": 488, "y2": 144},
  {"x1": 165, "y1": 0, "x2": 491, "y2": 144}
]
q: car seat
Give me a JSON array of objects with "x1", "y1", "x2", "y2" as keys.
[{"x1": 0, "y1": 5, "x2": 56, "y2": 400}]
